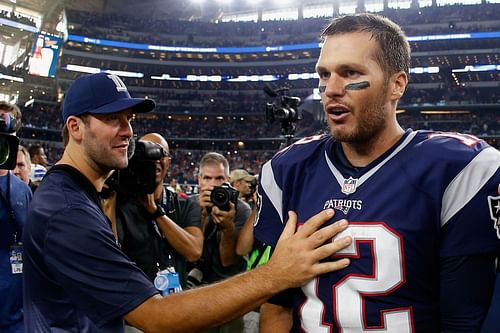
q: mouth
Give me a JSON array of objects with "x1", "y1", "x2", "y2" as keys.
[
  {"x1": 326, "y1": 105, "x2": 350, "y2": 120},
  {"x1": 113, "y1": 143, "x2": 129, "y2": 151}
]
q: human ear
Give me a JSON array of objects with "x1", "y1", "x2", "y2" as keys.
[
  {"x1": 66, "y1": 116, "x2": 84, "y2": 142},
  {"x1": 390, "y1": 71, "x2": 408, "y2": 101}
]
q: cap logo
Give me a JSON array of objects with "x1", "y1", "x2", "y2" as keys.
[{"x1": 107, "y1": 74, "x2": 128, "y2": 92}]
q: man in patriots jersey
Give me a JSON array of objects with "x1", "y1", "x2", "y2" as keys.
[{"x1": 254, "y1": 13, "x2": 500, "y2": 332}]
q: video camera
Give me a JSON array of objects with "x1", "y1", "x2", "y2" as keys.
[
  {"x1": 264, "y1": 85, "x2": 302, "y2": 139},
  {"x1": 210, "y1": 183, "x2": 239, "y2": 211},
  {"x1": 106, "y1": 139, "x2": 166, "y2": 196},
  {"x1": 0, "y1": 113, "x2": 20, "y2": 170}
]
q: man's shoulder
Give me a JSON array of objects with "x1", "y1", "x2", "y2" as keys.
[
  {"x1": 9, "y1": 172, "x2": 32, "y2": 197},
  {"x1": 411, "y1": 130, "x2": 494, "y2": 159},
  {"x1": 273, "y1": 134, "x2": 330, "y2": 162}
]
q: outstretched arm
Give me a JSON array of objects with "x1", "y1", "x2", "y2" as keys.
[
  {"x1": 260, "y1": 302, "x2": 293, "y2": 333},
  {"x1": 125, "y1": 209, "x2": 351, "y2": 333}
]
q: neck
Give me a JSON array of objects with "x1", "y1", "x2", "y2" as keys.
[
  {"x1": 342, "y1": 124, "x2": 405, "y2": 168},
  {"x1": 0, "y1": 170, "x2": 8, "y2": 176},
  {"x1": 58, "y1": 146, "x2": 110, "y2": 192}
]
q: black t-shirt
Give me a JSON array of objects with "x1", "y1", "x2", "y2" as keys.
[
  {"x1": 23, "y1": 164, "x2": 157, "y2": 332},
  {"x1": 116, "y1": 188, "x2": 200, "y2": 288}
]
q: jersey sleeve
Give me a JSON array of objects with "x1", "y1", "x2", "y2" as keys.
[
  {"x1": 44, "y1": 206, "x2": 158, "y2": 327},
  {"x1": 254, "y1": 159, "x2": 286, "y2": 247},
  {"x1": 437, "y1": 145, "x2": 500, "y2": 257}
]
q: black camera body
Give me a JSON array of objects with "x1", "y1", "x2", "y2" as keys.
[
  {"x1": 0, "y1": 113, "x2": 19, "y2": 170},
  {"x1": 264, "y1": 86, "x2": 302, "y2": 138},
  {"x1": 265, "y1": 95, "x2": 301, "y2": 124},
  {"x1": 108, "y1": 139, "x2": 166, "y2": 195},
  {"x1": 210, "y1": 183, "x2": 239, "y2": 211}
]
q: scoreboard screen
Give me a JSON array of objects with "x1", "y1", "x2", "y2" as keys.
[{"x1": 28, "y1": 32, "x2": 62, "y2": 78}]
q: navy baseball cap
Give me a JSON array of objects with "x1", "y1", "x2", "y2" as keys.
[{"x1": 62, "y1": 73, "x2": 155, "y2": 122}]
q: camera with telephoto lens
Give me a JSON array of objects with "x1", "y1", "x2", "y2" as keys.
[
  {"x1": 105, "y1": 139, "x2": 166, "y2": 196},
  {"x1": 210, "y1": 183, "x2": 239, "y2": 211},
  {"x1": 0, "y1": 113, "x2": 19, "y2": 170},
  {"x1": 264, "y1": 86, "x2": 302, "y2": 139}
]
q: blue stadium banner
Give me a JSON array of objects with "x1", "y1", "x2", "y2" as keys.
[
  {"x1": 28, "y1": 32, "x2": 63, "y2": 78},
  {"x1": 68, "y1": 31, "x2": 500, "y2": 54}
]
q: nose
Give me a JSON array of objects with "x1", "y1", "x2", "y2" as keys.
[{"x1": 119, "y1": 115, "x2": 133, "y2": 139}]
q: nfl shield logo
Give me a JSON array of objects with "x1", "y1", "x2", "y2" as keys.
[
  {"x1": 488, "y1": 195, "x2": 500, "y2": 239},
  {"x1": 342, "y1": 177, "x2": 358, "y2": 195}
]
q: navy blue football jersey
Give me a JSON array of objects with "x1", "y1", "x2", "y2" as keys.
[{"x1": 254, "y1": 129, "x2": 500, "y2": 332}]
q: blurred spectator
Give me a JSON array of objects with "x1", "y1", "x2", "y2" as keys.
[
  {"x1": 230, "y1": 169, "x2": 256, "y2": 206},
  {"x1": 13, "y1": 145, "x2": 31, "y2": 185},
  {"x1": 28, "y1": 144, "x2": 49, "y2": 168},
  {"x1": 0, "y1": 102, "x2": 32, "y2": 333},
  {"x1": 29, "y1": 164, "x2": 47, "y2": 193}
]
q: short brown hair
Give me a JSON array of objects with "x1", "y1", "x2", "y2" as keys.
[
  {"x1": 321, "y1": 13, "x2": 411, "y2": 80},
  {"x1": 199, "y1": 152, "x2": 230, "y2": 178}
]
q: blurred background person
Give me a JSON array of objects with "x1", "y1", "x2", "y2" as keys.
[
  {"x1": 0, "y1": 102, "x2": 32, "y2": 333},
  {"x1": 28, "y1": 144, "x2": 49, "y2": 168},
  {"x1": 29, "y1": 164, "x2": 47, "y2": 192},
  {"x1": 230, "y1": 168, "x2": 257, "y2": 207},
  {"x1": 13, "y1": 145, "x2": 31, "y2": 186}
]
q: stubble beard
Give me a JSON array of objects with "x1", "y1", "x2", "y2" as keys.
[
  {"x1": 84, "y1": 129, "x2": 128, "y2": 174},
  {"x1": 328, "y1": 88, "x2": 389, "y2": 145}
]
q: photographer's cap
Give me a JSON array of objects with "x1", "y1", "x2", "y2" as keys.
[
  {"x1": 230, "y1": 169, "x2": 255, "y2": 183},
  {"x1": 62, "y1": 73, "x2": 155, "y2": 122}
]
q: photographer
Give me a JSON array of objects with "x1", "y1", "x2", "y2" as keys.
[
  {"x1": 187, "y1": 152, "x2": 251, "y2": 333},
  {"x1": 115, "y1": 133, "x2": 203, "y2": 289},
  {"x1": 0, "y1": 102, "x2": 32, "y2": 333},
  {"x1": 230, "y1": 168, "x2": 257, "y2": 208}
]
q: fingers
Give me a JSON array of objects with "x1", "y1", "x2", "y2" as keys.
[
  {"x1": 295, "y1": 209, "x2": 336, "y2": 238},
  {"x1": 278, "y1": 211, "x2": 298, "y2": 241},
  {"x1": 313, "y1": 231, "x2": 351, "y2": 261},
  {"x1": 312, "y1": 219, "x2": 350, "y2": 247},
  {"x1": 314, "y1": 258, "x2": 351, "y2": 275}
]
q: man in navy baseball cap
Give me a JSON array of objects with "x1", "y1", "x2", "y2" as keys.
[
  {"x1": 63, "y1": 72, "x2": 155, "y2": 122},
  {"x1": 22, "y1": 72, "x2": 353, "y2": 333}
]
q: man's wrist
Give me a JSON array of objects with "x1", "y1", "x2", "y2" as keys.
[
  {"x1": 149, "y1": 205, "x2": 166, "y2": 220},
  {"x1": 219, "y1": 223, "x2": 235, "y2": 233}
]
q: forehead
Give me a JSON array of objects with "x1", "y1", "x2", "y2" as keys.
[
  {"x1": 17, "y1": 150, "x2": 27, "y2": 162},
  {"x1": 316, "y1": 32, "x2": 380, "y2": 71},
  {"x1": 201, "y1": 162, "x2": 226, "y2": 176}
]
